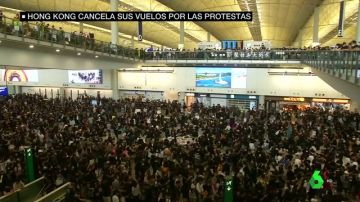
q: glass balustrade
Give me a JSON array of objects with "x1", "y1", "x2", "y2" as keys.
[{"x1": 1, "y1": 14, "x2": 360, "y2": 81}]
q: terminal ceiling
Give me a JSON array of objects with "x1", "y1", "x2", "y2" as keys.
[{"x1": 0, "y1": 0, "x2": 358, "y2": 48}]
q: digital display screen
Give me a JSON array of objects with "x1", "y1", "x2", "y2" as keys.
[
  {"x1": 195, "y1": 68, "x2": 246, "y2": 88},
  {"x1": 68, "y1": 70, "x2": 103, "y2": 84},
  {"x1": 1, "y1": 69, "x2": 39, "y2": 82}
]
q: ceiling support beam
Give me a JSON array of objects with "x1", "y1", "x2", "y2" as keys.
[
  {"x1": 99, "y1": 0, "x2": 201, "y2": 45},
  {"x1": 313, "y1": 6, "x2": 320, "y2": 44},
  {"x1": 355, "y1": 2, "x2": 360, "y2": 44},
  {"x1": 291, "y1": 0, "x2": 324, "y2": 46},
  {"x1": 320, "y1": 12, "x2": 357, "y2": 44},
  {"x1": 110, "y1": 0, "x2": 119, "y2": 45},
  {"x1": 237, "y1": 0, "x2": 262, "y2": 41},
  {"x1": 179, "y1": 21, "x2": 185, "y2": 49}
]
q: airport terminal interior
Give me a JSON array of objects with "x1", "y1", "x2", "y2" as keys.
[{"x1": 0, "y1": 0, "x2": 360, "y2": 202}]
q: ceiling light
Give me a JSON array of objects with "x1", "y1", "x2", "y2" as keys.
[
  {"x1": 56, "y1": 49, "x2": 60, "y2": 52},
  {"x1": 29, "y1": 44, "x2": 34, "y2": 48},
  {"x1": 0, "y1": 40, "x2": 2, "y2": 43},
  {"x1": 77, "y1": 52, "x2": 81, "y2": 56},
  {"x1": 95, "y1": 55, "x2": 99, "y2": 58}
]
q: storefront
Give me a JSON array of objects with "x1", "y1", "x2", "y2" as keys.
[
  {"x1": 312, "y1": 98, "x2": 350, "y2": 110},
  {"x1": 119, "y1": 90, "x2": 164, "y2": 100},
  {"x1": 265, "y1": 96, "x2": 351, "y2": 111},
  {"x1": 189, "y1": 93, "x2": 259, "y2": 109},
  {"x1": 265, "y1": 96, "x2": 311, "y2": 111}
]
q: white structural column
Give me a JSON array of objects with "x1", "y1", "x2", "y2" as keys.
[
  {"x1": 179, "y1": 21, "x2": 185, "y2": 49},
  {"x1": 59, "y1": 88, "x2": 65, "y2": 99},
  {"x1": 79, "y1": 22, "x2": 83, "y2": 33},
  {"x1": 258, "y1": 95, "x2": 265, "y2": 110},
  {"x1": 112, "y1": 69, "x2": 119, "y2": 99},
  {"x1": 313, "y1": 6, "x2": 320, "y2": 44},
  {"x1": 110, "y1": 0, "x2": 118, "y2": 45},
  {"x1": 131, "y1": 35, "x2": 135, "y2": 49},
  {"x1": 356, "y1": 2, "x2": 360, "y2": 44},
  {"x1": 14, "y1": 86, "x2": 21, "y2": 94},
  {"x1": 207, "y1": 32, "x2": 211, "y2": 42},
  {"x1": 299, "y1": 29, "x2": 303, "y2": 48}
]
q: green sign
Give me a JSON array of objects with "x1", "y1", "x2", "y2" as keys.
[
  {"x1": 224, "y1": 177, "x2": 233, "y2": 202},
  {"x1": 24, "y1": 148, "x2": 35, "y2": 182},
  {"x1": 309, "y1": 170, "x2": 324, "y2": 189}
]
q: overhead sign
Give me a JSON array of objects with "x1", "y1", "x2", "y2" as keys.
[
  {"x1": 138, "y1": 21, "x2": 143, "y2": 41},
  {"x1": 284, "y1": 97, "x2": 305, "y2": 102},
  {"x1": 312, "y1": 98, "x2": 349, "y2": 104},
  {"x1": 338, "y1": 0, "x2": 345, "y2": 37}
]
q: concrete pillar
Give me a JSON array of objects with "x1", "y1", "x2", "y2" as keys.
[
  {"x1": 59, "y1": 87, "x2": 65, "y2": 99},
  {"x1": 15, "y1": 86, "x2": 21, "y2": 94},
  {"x1": 131, "y1": 35, "x2": 135, "y2": 49},
  {"x1": 79, "y1": 22, "x2": 83, "y2": 33},
  {"x1": 112, "y1": 69, "x2": 119, "y2": 100},
  {"x1": 313, "y1": 6, "x2": 320, "y2": 44},
  {"x1": 258, "y1": 95, "x2": 265, "y2": 110},
  {"x1": 350, "y1": 100, "x2": 359, "y2": 112},
  {"x1": 299, "y1": 29, "x2": 303, "y2": 48},
  {"x1": 356, "y1": 2, "x2": 360, "y2": 44},
  {"x1": 110, "y1": 0, "x2": 118, "y2": 45},
  {"x1": 179, "y1": 21, "x2": 185, "y2": 49},
  {"x1": 178, "y1": 92, "x2": 185, "y2": 104},
  {"x1": 7, "y1": 85, "x2": 15, "y2": 95},
  {"x1": 207, "y1": 32, "x2": 211, "y2": 42}
]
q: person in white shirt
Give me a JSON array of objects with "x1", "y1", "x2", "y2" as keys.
[{"x1": 112, "y1": 193, "x2": 120, "y2": 202}]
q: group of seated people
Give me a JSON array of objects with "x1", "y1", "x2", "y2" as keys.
[{"x1": 0, "y1": 94, "x2": 359, "y2": 202}]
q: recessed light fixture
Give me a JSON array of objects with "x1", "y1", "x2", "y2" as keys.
[
  {"x1": 77, "y1": 52, "x2": 81, "y2": 56},
  {"x1": 0, "y1": 40, "x2": 2, "y2": 43},
  {"x1": 95, "y1": 55, "x2": 99, "y2": 58},
  {"x1": 29, "y1": 44, "x2": 34, "y2": 48},
  {"x1": 56, "y1": 49, "x2": 60, "y2": 52}
]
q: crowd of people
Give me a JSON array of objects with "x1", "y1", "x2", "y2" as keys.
[{"x1": 0, "y1": 94, "x2": 359, "y2": 202}]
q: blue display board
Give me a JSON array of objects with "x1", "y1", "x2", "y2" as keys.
[{"x1": 0, "y1": 87, "x2": 8, "y2": 96}]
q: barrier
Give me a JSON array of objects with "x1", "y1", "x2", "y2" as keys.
[
  {"x1": 34, "y1": 182, "x2": 71, "y2": 202},
  {"x1": 0, "y1": 177, "x2": 46, "y2": 202}
]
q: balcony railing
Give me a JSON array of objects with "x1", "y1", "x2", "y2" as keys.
[
  {"x1": 302, "y1": 50, "x2": 360, "y2": 84},
  {"x1": 0, "y1": 16, "x2": 303, "y2": 62},
  {"x1": 0, "y1": 16, "x2": 145, "y2": 60},
  {"x1": 142, "y1": 50, "x2": 302, "y2": 61},
  {"x1": 1, "y1": 15, "x2": 360, "y2": 77}
]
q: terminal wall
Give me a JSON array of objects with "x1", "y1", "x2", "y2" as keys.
[
  {"x1": 118, "y1": 67, "x2": 348, "y2": 99},
  {"x1": 0, "y1": 46, "x2": 136, "y2": 70}
]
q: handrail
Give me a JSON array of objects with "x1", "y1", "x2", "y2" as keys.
[
  {"x1": 22, "y1": 176, "x2": 45, "y2": 188},
  {"x1": 0, "y1": 177, "x2": 45, "y2": 202},
  {"x1": 34, "y1": 182, "x2": 71, "y2": 202},
  {"x1": 34, "y1": 184, "x2": 50, "y2": 201},
  {"x1": 2, "y1": 16, "x2": 360, "y2": 62}
]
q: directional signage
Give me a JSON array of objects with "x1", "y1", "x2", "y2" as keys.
[
  {"x1": 224, "y1": 177, "x2": 233, "y2": 202},
  {"x1": 24, "y1": 148, "x2": 35, "y2": 182},
  {"x1": 138, "y1": 21, "x2": 143, "y2": 41}
]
